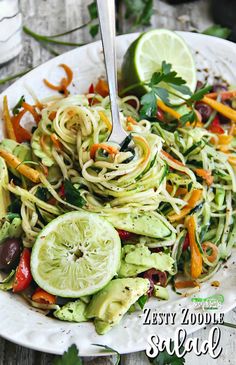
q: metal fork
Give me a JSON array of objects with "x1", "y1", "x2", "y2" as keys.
[{"x1": 97, "y1": 0, "x2": 128, "y2": 146}]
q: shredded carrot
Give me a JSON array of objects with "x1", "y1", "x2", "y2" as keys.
[
  {"x1": 166, "y1": 184, "x2": 188, "y2": 196},
  {"x1": 202, "y1": 96, "x2": 236, "y2": 122},
  {"x1": 175, "y1": 280, "x2": 199, "y2": 289},
  {"x1": 194, "y1": 168, "x2": 214, "y2": 186},
  {"x1": 161, "y1": 150, "x2": 185, "y2": 167},
  {"x1": 51, "y1": 133, "x2": 62, "y2": 150},
  {"x1": 98, "y1": 111, "x2": 112, "y2": 130},
  {"x1": 168, "y1": 189, "x2": 203, "y2": 222},
  {"x1": 11, "y1": 110, "x2": 32, "y2": 143},
  {"x1": 90, "y1": 143, "x2": 118, "y2": 160},
  {"x1": 49, "y1": 111, "x2": 57, "y2": 121},
  {"x1": 3, "y1": 96, "x2": 16, "y2": 141},
  {"x1": 202, "y1": 241, "x2": 218, "y2": 263},
  {"x1": 43, "y1": 64, "x2": 73, "y2": 96},
  {"x1": 133, "y1": 135, "x2": 151, "y2": 163},
  {"x1": 127, "y1": 116, "x2": 138, "y2": 125},
  {"x1": 32, "y1": 288, "x2": 56, "y2": 305},
  {"x1": 127, "y1": 125, "x2": 133, "y2": 131},
  {"x1": 22, "y1": 102, "x2": 41, "y2": 124},
  {"x1": 94, "y1": 79, "x2": 109, "y2": 97},
  {"x1": 0, "y1": 148, "x2": 40, "y2": 183},
  {"x1": 205, "y1": 90, "x2": 236, "y2": 101},
  {"x1": 187, "y1": 215, "x2": 202, "y2": 279}
]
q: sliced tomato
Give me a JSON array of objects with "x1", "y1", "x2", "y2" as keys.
[
  {"x1": 183, "y1": 233, "x2": 190, "y2": 251},
  {"x1": 13, "y1": 248, "x2": 33, "y2": 293}
]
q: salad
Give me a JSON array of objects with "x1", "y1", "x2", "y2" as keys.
[{"x1": 0, "y1": 29, "x2": 236, "y2": 335}]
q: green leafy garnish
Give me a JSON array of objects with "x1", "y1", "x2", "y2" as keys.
[
  {"x1": 179, "y1": 111, "x2": 196, "y2": 126},
  {"x1": 148, "y1": 341, "x2": 185, "y2": 365},
  {"x1": 93, "y1": 344, "x2": 121, "y2": 365},
  {"x1": 53, "y1": 344, "x2": 82, "y2": 365},
  {"x1": 202, "y1": 24, "x2": 231, "y2": 40},
  {"x1": 124, "y1": 0, "x2": 153, "y2": 26},
  {"x1": 64, "y1": 180, "x2": 86, "y2": 208},
  {"x1": 88, "y1": 1, "x2": 98, "y2": 20},
  {"x1": 137, "y1": 294, "x2": 148, "y2": 309},
  {"x1": 12, "y1": 96, "x2": 25, "y2": 115},
  {"x1": 89, "y1": 24, "x2": 99, "y2": 38},
  {"x1": 35, "y1": 187, "x2": 49, "y2": 202}
]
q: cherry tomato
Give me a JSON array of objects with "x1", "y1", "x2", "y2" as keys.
[
  {"x1": 13, "y1": 248, "x2": 33, "y2": 293},
  {"x1": 183, "y1": 233, "x2": 190, "y2": 251},
  {"x1": 156, "y1": 108, "x2": 165, "y2": 121},
  {"x1": 208, "y1": 116, "x2": 224, "y2": 134},
  {"x1": 88, "y1": 83, "x2": 94, "y2": 94},
  {"x1": 117, "y1": 229, "x2": 135, "y2": 240}
]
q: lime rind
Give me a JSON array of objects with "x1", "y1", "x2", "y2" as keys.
[{"x1": 31, "y1": 211, "x2": 121, "y2": 298}]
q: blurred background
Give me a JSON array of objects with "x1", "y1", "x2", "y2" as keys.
[{"x1": 1, "y1": 0, "x2": 235, "y2": 93}]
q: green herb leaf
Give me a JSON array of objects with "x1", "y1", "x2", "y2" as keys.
[
  {"x1": 140, "y1": 90, "x2": 158, "y2": 118},
  {"x1": 190, "y1": 85, "x2": 212, "y2": 102},
  {"x1": 137, "y1": 294, "x2": 148, "y2": 309},
  {"x1": 148, "y1": 62, "x2": 188, "y2": 88},
  {"x1": 35, "y1": 187, "x2": 49, "y2": 202},
  {"x1": 89, "y1": 23, "x2": 99, "y2": 38},
  {"x1": 93, "y1": 344, "x2": 120, "y2": 365},
  {"x1": 88, "y1": 1, "x2": 98, "y2": 20},
  {"x1": 12, "y1": 96, "x2": 25, "y2": 115},
  {"x1": 179, "y1": 110, "x2": 196, "y2": 126},
  {"x1": 53, "y1": 344, "x2": 82, "y2": 365},
  {"x1": 64, "y1": 180, "x2": 86, "y2": 208},
  {"x1": 149, "y1": 341, "x2": 185, "y2": 365},
  {"x1": 124, "y1": 0, "x2": 153, "y2": 26},
  {"x1": 202, "y1": 25, "x2": 231, "y2": 40}
]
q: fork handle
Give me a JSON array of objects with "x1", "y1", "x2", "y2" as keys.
[{"x1": 97, "y1": 0, "x2": 127, "y2": 143}]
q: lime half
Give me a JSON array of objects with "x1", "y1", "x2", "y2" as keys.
[
  {"x1": 31, "y1": 211, "x2": 121, "y2": 297},
  {"x1": 122, "y1": 29, "x2": 197, "y2": 104}
]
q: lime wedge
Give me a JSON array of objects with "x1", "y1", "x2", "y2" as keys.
[
  {"x1": 122, "y1": 29, "x2": 197, "y2": 104},
  {"x1": 31, "y1": 211, "x2": 121, "y2": 297}
]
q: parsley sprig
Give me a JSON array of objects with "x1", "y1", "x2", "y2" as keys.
[{"x1": 137, "y1": 61, "x2": 211, "y2": 125}]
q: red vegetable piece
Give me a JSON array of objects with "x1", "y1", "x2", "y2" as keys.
[
  {"x1": 208, "y1": 116, "x2": 224, "y2": 134},
  {"x1": 183, "y1": 233, "x2": 190, "y2": 251},
  {"x1": 142, "y1": 269, "x2": 167, "y2": 296},
  {"x1": 13, "y1": 248, "x2": 33, "y2": 293},
  {"x1": 117, "y1": 229, "x2": 135, "y2": 240},
  {"x1": 156, "y1": 108, "x2": 165, "y2": 121}
]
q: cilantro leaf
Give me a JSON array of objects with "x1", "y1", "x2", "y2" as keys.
[
  {"x1": 53, "y1": 344, "x2": 82, "y2": 365},
  {"x1": 137, "y1": 294, "x2": 148, "y2": 309},
  {"x1": 169, "y1": 83, "x2": 192, "y2": 97},
  {"x1": 140, "y1": 90, "x2": 157, "y2": 118},
  {"x1": 93, "y1": 344, "x2": 120, "y2": 365},
  {"x1": 190, "y1": 85, "x2": 212, "y2": 102},
  {"x1": 179, "y1": 110, "x2": 196, "y2": 126},
  {"x1": 124, "y1": 0, "x2": 153, "y2": 26},
  {"x1": 12, "y1": 95, "x2": 25, "y2": 115},
  {"x1": 89, "y1": 23, "x2": 99, "y2": 38},
  {"x1": 202, "y1": 25, "x2": 231, "y2": 40},
  {"x1": 148, "y1": 341, "x2": 185, "y2": 365},
  {"x1": 88, "y1": 1, "x2": 97, "y2": 20},
  {"x1": 64, "y1": 180, "x2": 86, "y2": 208},
  {"x1": 148, "y1": 62, "x2": 187, "y2": 88}
]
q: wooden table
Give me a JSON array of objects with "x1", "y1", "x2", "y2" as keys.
[{"x1": 0, "y1": 1, "x2": 235, "y2": 364}]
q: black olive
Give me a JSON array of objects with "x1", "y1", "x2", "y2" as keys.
[
  {"x1": 195, "y1": 102, "x2": 213, "y2": 123},
  {"x1": 0, "y1": 238, "x2": 22, "y2": 271}
]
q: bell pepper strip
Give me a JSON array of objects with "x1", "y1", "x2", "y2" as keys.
[
  {"x1": 205, "y1": 90, "x2": 236, "y2": 100},
  {"x1": 157, "y1": 99, "x2": 181, "y2": 119},
  {"x1": 11, "y1": 109, "x2": 32, "y2": 143},
  {"x1": 94, "y1": 79, "x2": 109, "y2": 97},
  {"x1": 22, "y1": 102, "x2": 41, "y2": 124},
  {"x1": 43, "y1": 64, "x2": 73, "y2": 96},
  {"x1": 98, "y1": 111, "x2": 112, "y2": 131},
  {"x1": 3, "y1": 96, "x2": 17, "y2": 141},
  {"x1": 202, "y1": 241, "x2": 218, "y2": 263},
  {"x1": 161, "y1": 150, "x2": 185, "y2": 167},
  {"x1": 13, "y1": 248, "x2": 33, "y2": 293},
  {"x1": 168, "y1": 189, "x2": 203, "y2": 222},
  {"x1": 216, "y1": 134, "x2": 233, "y2": 145},
  {"x1": 202, "y1": 96, "x2": 236, "y2": 122},
  {"x1": 194, "y1": 168, "x2": 214, "y2": 186},
  {"x1": 32, "y1": 287, "x2": 56, "y2": 304},
  {"x1": 90, "y1": 143, "x2": 119, "y2": 160},
  {"x1": 187, "y1": 215, "x2": 203, "y2": 279},
  {"x1": 208, "y1": 116, "x2": 224, "y2": 134},
  {"x1": 228, "y1": 155, "x2": 236, "y2": 166},
  {"x1": 174, "y1": 280, "x2": 199, "y2": 289},
  {"x1": 49, "y1": 111, "x2": 57, "y2": 121},
  {"x1": 166, "y1": 184, "x2": 188, "y2": 197},
  {"x1": 0, "y1": 148, "x2": 40, "y2": 183}
]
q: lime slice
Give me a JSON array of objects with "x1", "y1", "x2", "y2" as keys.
[
  {"x1": 31, "y1": 211, "x2": 121, "y2": 297},
  {"x1": 122, "y1": 29, "x2": 197, "y2": 104}
]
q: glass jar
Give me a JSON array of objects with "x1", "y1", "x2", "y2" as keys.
[{"x1": 0, "y1": 0, "x2": 22, "y2": 64}]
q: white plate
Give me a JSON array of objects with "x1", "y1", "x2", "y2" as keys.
[{"x1": 0, "y1": 32, "x2": 236, "y2": 356}]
